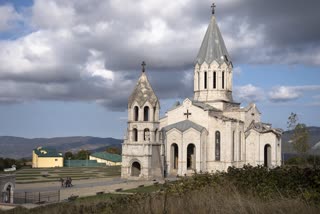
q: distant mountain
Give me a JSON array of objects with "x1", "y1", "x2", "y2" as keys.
[
  {"x1": 282, "y1": 126, "x2": 320, "y2": 155},
  {"x1": 0, "y1": 136, "x2": 122, "y2": 159},
  {"x1": 1, "y1": 126, "x2": 319, "y2": 159}
]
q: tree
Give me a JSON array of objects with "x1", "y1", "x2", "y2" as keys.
[
  {"x1": 292, "y1": 123, "x2": 309, "y2": 155},
  {"x1": 64, "y1": 151, "x2": 74, "y2": 160},
  {"x1": 287, "y1": 113, "x2": 309, "y2": 157},
  {"x1": 76, "y1": 150, "x2": 90, "y2": 160},
  {"x1": 106, "y1": 147, "x2": 121, "y2": 155}
]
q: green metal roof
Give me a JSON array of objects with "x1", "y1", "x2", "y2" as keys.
[
  {"x1": 33, "y1": 147, "x2": 63, "y2": 157},
  {"x1": 90, "y1": 152, "x2": 122, "y2": 162}
]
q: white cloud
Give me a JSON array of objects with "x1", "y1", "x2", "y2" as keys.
[
  {"x1": 269, "y1": 85, "x2": 320, "y2": 102},
  {"x1": 234, "y1": 84, "x2": 264, "y2": 103},
  {"x1": 0, "y1": 4, "x2": 21, "y2": 32},
  {"x1": 0, "y1": 0, "x2": 320, "y2": 110}
]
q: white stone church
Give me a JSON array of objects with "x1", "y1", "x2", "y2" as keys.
[{"x1": 121, "y1": 5, "x2": 282, "y2": 179}]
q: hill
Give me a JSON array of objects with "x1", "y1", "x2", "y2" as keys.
[
  {"x1": 0, "y1": 126, "x2": 319, "y2": 159},
  {"x1": 0, "y1": 136, "x2": 122, "y2": 159},
  {"x1": 281, "y1": 126, "x2": 320, "y2": 155}
]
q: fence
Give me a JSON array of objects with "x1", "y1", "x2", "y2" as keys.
[
  {"x1": 64, "y1": 160, "x2": 105, "y2": 167},
  {"x1": 13, "y1": 190, "x2": 60, "y2": 204}
]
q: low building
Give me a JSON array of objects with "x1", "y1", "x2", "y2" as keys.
[
  {"x1": 32, "y1": 147, "x2": 63, "y2": 168},
  {"x1": 89, "y1": 152, "x2": 122, "y2": 166},
  {"x1": 0, "y1": 175, "x2": 15, "y2": 204}
]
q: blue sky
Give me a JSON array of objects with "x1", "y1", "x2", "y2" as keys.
[{"x1": 0, "y1": 0, "x2": 319, "y2": 138}]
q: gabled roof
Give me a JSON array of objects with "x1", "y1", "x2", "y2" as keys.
[
  {"x1": 161, "y1": 120, "x2": 206, "y2": 133},
  {"x1": 192, "y1": 101, "x2": 221, "y2": 112},
  {"x1": 33, "y1": 147, "x2": 63, "y2": 158},
  {"x1": 90, "y1": 152, "x2": 122, "y2": 162},
  {"x1": 128, "y1": 72, "x2": 159, "y2": 108},
  {"x1": 245, "y1": 121, "x2": 283, "y2": 137},
  {"x1": 195, "y1": 15, "x2": 231, "y2": 65}
]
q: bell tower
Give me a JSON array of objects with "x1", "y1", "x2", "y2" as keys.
[
  {"x1": 121, "y1": 62, "x2": 164, "y2": 179},
  {"x1": 193, "y1": 3, "x2": 233, "y2": 110}
]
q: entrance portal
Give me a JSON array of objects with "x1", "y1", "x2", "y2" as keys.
[
  {"x1": 131, "y1": 162, "x2": 141, "y2": 177},
  {"x1": 264, "y1": 144, "x2": 271, "y2": 168},
  {"x1": 171, "y1": 144, "x2": 178, "y2": 170},
  {"x1": 2, "y1": 184, "x2": 12, "y2": 203},
  {"x1": 187, "y1": 144, "x2": 196, "y2": 170}
]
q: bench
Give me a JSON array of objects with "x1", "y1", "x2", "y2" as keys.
[{"x1": 115, "y1": 188, "x2": 122, "y2": 192}]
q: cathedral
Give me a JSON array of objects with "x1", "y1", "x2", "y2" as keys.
[{"x1": 121, "y1": 5, "x2": 282, "y2": 179}]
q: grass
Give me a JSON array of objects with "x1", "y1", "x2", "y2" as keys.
[
  {"x1": 122, "y1": 184, "x2": 163, "y2": 193},
  {"x1": 13, "y1": 166, "x2": 121, "y2": 184},
  {"x1": 3, "y1": 182, "x2": 319, "y2": 214},
  {"x1": 4, "y1": 166, "x2": 320, "y2": 214}
]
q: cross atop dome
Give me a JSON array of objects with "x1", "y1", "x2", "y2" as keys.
[
  {"x1": 211, "y1": 3, "x2": 216, "y2": 15},
  {"x1": 141, "y1": 61, "x2": 146, "y2": 73}
]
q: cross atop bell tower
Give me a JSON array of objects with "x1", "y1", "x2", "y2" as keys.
[
  {"x1": 211, "y1": 3, "x2": 216, "y2": 14},
  {"x1": 193, "y1": 3, "x2": 234, "y2": 108},
  {"x1": 141, "y1": 61, "x2": 146, "y2": 73}
]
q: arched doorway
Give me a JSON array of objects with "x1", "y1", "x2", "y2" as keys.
[
  {"x1": 171, "y1": 144, "x2": 178, "y2": 170},
  {"x1": 187, "y1": 144, "x2": 196, "y2": 170},
  {"x1": 264, "y1": 144, "x2": 271, "y2": 168},
  {"x1": 2, "y1": 184, "x2": 12, "y2": 203},
  {"x1": 131, "y1": 161, "x2": 141, "y2": 177}
]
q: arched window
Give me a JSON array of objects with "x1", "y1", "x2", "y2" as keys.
[
  {"x1": 215, "y1": 131, "x2": 220, "y2": 161},
  {"x1": 222, "y1": 71, "x2": 225, "y2": 89},
  {"x1": 144, "y1": 128, "x2": 150, "y2": 141},
  {"x1": 232, "y1": 131, "x2": 235, "y2": 161},
  {"x1": 133, "y1": 128, "x2": 138, "y2": 142},
  {"x1": 239, "y1": 132, "x2": 241, "y2": 161},
  {"x1": 213, "y1": 71, "x2": 216, "y2": 89},
  {"x1": 134, "y1": 106, "x2": 139, "y2": 121},
  {"x1": 204, "y1": 71, "x2": 207, "y2": 89},
  {"x1": 144, "y1": 106, "x2": 149, "y2": 121}
]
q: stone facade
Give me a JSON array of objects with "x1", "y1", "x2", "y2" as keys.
[
  {"x1": 121, "y1": 71, "x2": 164, "y2": 179},
  {"x1": 121, "y1": 9, "x2": 282, "y2": 180},
  {"x1": 0, "y1": 175, "x2": 15, "y2": 204}
]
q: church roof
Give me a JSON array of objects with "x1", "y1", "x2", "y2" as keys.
[
  {"x1": 193, "y1": 101, "x2": 221, "y2": 112},
  {"x1": 246, "y1": 121, "x2": 282, "y2": 137},
  {"x1": 195, "y1": 15, "x2": 231, "y2": 65},
  {"x1": 161, "y1": 120, "x2": 206, "y2": 133},
  {"x1": 128, "y1": 71, "x2": 159, "y2": 108}
]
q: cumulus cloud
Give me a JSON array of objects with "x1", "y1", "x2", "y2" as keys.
[
  {"x1": 233, "y1": 84, "x2": 264, "y2": 103},
  {"x1": 0, "y1": 0, "x2": 320, "y2": 110},
  {"x1": 269, "y1": 85, "x2": 320, "y2": 102},
  {"x1": 0, "y1": 4, "x2": 21, "y2": 32}
]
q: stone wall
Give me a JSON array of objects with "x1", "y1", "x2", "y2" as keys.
[{"x1": 0, "y1": 175, "x2": 15, "y2": 204}]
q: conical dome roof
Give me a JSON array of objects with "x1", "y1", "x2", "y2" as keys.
[
  {"x1": 128, "y1": 71, "x2": 159, "y2": 108},
  {"x1": 195, "y1": 15, "x2": 231, "y2": 65}
]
